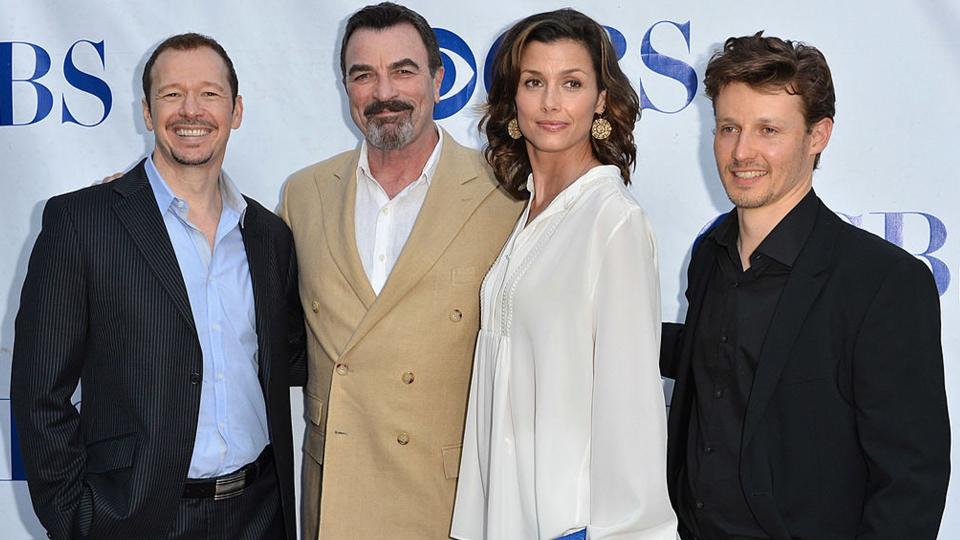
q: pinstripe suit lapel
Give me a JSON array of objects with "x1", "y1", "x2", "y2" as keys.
[
  {"x1": 239, "y1": 203, "x2": 272, "y2": 394},
  {"x1": 112, "y1": 160, "x2": 196, "y2": 331}
]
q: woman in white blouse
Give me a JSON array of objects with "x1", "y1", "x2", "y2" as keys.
[{"x1": 451, "y1": 8, "x2": 678, "y2": 540}]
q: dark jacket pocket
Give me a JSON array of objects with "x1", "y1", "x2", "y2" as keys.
[{"x1": 85, "y1": 433, "x2": 137, "y2": 474}]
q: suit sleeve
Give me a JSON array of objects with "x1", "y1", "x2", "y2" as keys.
[
  {"x1": 588, "y1": 209, "x2": 678, "y2": 539},
  {"x1": 11, "y1": 197, "x2": 89, "y2": 539},
  {"x1": 278, "y1": 179, "x2": 307, "y2": 387},
  {"x1": 285, "y1": 236, "x2": 307, "y2": 387},
  {"x1": 659, "y1": 323, "x2": 683, "y2": 380},
  {"x1": 853, "y1": 256, "x2": 950, "y2": 539}
]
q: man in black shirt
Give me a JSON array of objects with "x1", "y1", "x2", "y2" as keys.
[{"x1": 662, "y1": 32, "x2": 950, "y2": 540}]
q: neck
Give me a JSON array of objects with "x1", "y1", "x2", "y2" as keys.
[
  {"x1": 527, "y1": 141, "x2": 599, "y2": 221},
  {"x1": 736, "y1": 183, "x2": 811, "y2": 269},
  {"x1": 366, "y1": 126, "x2": 439, "y2": 199},
  {"x1": 151, "y1": 150, "x2": 223, "y2": 220}
]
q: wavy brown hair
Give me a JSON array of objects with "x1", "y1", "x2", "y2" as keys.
[
  {"x1": 704, "y1": 31, "x2": 835, "y2": 168},
  {"x1": 483, "y1": 9, "x2": 640, "y2": 198}
]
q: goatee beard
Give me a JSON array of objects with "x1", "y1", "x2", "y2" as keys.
[{"x1": 363, "y1": 99, "x2": 416, "y2": 151}]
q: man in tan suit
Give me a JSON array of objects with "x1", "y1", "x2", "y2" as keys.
[{"x1": 279, "y1": 3, "x2": 521, "y2": 539}]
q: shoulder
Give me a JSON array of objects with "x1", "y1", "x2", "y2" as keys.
[
  {"x1": 41, "y1": 166, "x2": 144, "y2": 224},
  {"x1": 588, "y1": 168, "x2": 652, "y2": 227},
  {"x1": 804, "y1": 202, "x2": 937, "y2": 303},
  {"x1": 439, "y1": 132, "x2": 524, "y2": 212},
  {"x1": 244, "y1": 197, "x2": 290, "y2": 234},
  {"x1": 570, "y1": 170, "x2": 657, "y2": 253},
  {"x1": 285, "y1": 148, "x2": 358, "y2": 192},
  {"x1": 825, "y1": 204, "x2": 924, "y2": 275},
  {"x1": 439, "y1": 133, "x2": 486, "y2": 168}
]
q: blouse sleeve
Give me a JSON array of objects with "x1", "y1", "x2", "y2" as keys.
[{"x1": 587, "y1": 208, "x2": 678, "y2": 539}]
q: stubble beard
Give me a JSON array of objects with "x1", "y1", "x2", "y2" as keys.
[
  {"x1": 725, "y1": 186, "x2": 774, "y2": 210},
  {"x1": 171, "y1": 151, "x2": 215, "y2": 167}
]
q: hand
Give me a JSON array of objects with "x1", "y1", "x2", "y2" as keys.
[{"x1": 100, "y1": 172, "x2": 124, "y2": 184}]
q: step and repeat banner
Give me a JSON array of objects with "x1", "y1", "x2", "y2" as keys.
[{"x1": 2, "y1": 1, "x2": 956, "y2": 537}]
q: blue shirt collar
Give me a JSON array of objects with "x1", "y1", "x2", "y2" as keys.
[{"x1": 145, "y1": 155, "x2": 248, "y2": 227}]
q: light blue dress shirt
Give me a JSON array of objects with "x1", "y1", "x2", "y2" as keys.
[{"x1": 145, "y1": 156, "x2": 268, "y2": 478}]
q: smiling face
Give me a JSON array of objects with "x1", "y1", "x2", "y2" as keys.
[
  {"x1": 142, "y1": 46, "x2": 242, "y2": 175},
  {"x1": 343, "y1": 23, "x2": 443, "y2": 152},
  {"x1": 514, "y1": 39, "x2": 605, "y2": 160},
  {"x1": 713, "y1": 81, "x2": 831, "y2": 214}
]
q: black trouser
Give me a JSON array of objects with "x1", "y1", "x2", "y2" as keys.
[{"x1": 169, "y1": 450, "x2": 284, "y2": 540}]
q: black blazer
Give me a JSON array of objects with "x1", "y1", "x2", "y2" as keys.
[
  {"x1": 11, "y1": 160, "x2": 306, "y2": 539},
  {"x1": 662, "y1": 198, "x2": 950, "y2": 540}
]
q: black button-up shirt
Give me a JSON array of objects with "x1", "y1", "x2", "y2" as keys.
[{"x1": 683, "y1": 190, "x2": 818, "y2": 539}]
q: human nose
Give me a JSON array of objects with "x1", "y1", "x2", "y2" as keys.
[
  {"x1": 732, "y1": 132, "x2": 754, "y2": 162},
  {"x1": 540, "y1": 83, "x2": 560, "y2": 112},
  {"x1": 373, "y1": 75, "x2": 398, "y2": 101},
  {"x1": 179, "y1": 92, "x2": 201, "y2": 117}
]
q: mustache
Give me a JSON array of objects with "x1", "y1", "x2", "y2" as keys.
[{"x1": 364, "y1": 99, "x2": 414, "y2": 116}]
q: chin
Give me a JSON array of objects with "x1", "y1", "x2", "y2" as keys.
[{"x1": 172, "y1": 152, "x2": 215, "y2": 167}]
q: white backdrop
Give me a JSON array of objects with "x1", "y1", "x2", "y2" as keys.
[{"x1": 2, "y1": 1, "x2": 956, "y2": 537}]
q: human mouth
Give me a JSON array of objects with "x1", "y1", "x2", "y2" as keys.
[
  {"x1": 537, "y1": 121, "x2": 568, "y2": 132},
  {"x1": 174, "y1": 127, "x2": 211, "y2": 137},
  {"x1": 732, "y1": 170, "x2": 767, "y2": 179}
]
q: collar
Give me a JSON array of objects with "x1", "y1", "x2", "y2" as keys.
[
  {"x1": 710, "y1": 188, "x2": 818, "y2": 268},
  {"x1": 145, "y1": 154, "x2": 247, "y2": 227},
  {"x1": 524, "y1": 164, "x2": 620, "y2": 221}
]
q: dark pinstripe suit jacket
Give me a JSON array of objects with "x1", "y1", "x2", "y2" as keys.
[{"x1": 11, "y1": 160, "x2": 306, "y2": 539}]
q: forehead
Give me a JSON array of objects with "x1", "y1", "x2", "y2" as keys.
[
  {"x1": 151, "y1": 46, "x2": 229, "y2": 88},
  {"x1": 714, "y1": 81, "x2": 805, "y2": 121},
  {"x1": 344, "y1": 23, "x2": 430, "y2": 67},
  {"x1": 520, "y1": 38, "x2": 594, "y2": 72}
]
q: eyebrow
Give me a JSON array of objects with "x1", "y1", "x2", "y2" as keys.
[
  {"x1": 155, "y1": 81, "x2": 226, "y2": 94},
  {"x1": 389, "y1": 58, "x2": 420, "y2": 71},
  {"x1": 347, "y1": 58, "x2": 421, "y2": 77},
  {"x1": 519, "y1": 67, "x2": 589, "y2": 77},
  {"x1": 715, "y1": 116, "x2": 782, "y2": 124}
]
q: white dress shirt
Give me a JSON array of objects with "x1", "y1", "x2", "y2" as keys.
[
  {"x1": 355, "y1": 127, "x2": 443, "y2": 294},
  {"x1": 452, "y1": 166, "x2": 678, "y2": 539}
]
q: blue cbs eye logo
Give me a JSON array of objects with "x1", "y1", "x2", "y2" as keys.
[{"x1": 433, "y1": 28, "x2": 477, "y2": 120}]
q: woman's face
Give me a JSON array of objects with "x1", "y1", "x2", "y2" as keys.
[{"x1": 514, "y1": 39, "x2": 606, "y2": 158}]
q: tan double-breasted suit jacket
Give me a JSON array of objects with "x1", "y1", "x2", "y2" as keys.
[{"x1": 279, "y1": 132, "x2": 522, "y2": 539}]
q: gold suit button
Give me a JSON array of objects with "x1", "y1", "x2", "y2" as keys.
[
  {"x1": 449, "y1": 309, "x2": 463, "y2": 322},
  {"x1": 311, "y1": 300, "x2": 320, "y2": 313},
  {"x1": 397, "y1": 432, "x2": 410, "y2": 445},
  {"x1": 335, "y1": 363, "x2": 348, "y2": 376},
  {"x1": 401, "y1": 371, "x2": 415, "y2": 384}
]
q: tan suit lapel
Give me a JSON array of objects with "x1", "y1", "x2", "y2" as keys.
[
  {"x1": 342, "y1": 134, "x2": 496, "y2": 356},
  {"x1": 318, "y1": 151, "x2": 377, "y2": 309}
]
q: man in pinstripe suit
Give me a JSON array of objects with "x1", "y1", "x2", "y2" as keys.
[{"x1": 11, "y1": 33, "x2": 305, "y2": 539}]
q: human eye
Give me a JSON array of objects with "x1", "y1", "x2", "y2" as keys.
[
  {"x1": 717, "y1": 125, "x2": 739, "y2": 135},
  {"x1": 522, "y1": 78, "x2": 542, "y2": 88},
  {"x1": 351, "y1": 72, "x2": 371, "y2": 82},
  {"x1": 760, "y1": 126, "x2": 779, "y2": 136},
  {"x1": 562, "y1": 79, "x2": 582, "y2": 89}
]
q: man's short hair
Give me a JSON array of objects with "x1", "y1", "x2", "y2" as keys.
[
  {"x1": 704, "y1": 31, "x2": 835, "y2": 167},
  {"x1": 142, "y1": 33, "x2": 238, "y2": 109},
  {"x1": 339, "y1": 2, "x2": 442, "y2": 79}
]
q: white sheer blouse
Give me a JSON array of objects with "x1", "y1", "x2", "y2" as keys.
[{"x1": 452, "y1": 165, "x2": 678, "y2": 540}]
